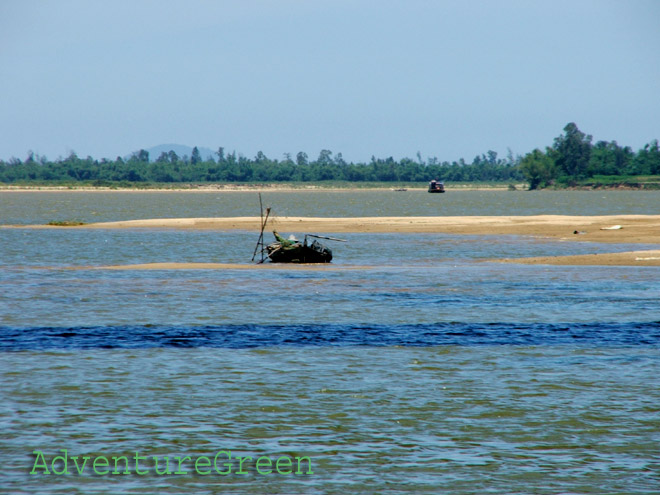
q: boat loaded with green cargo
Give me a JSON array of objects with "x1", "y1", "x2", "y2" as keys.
[
  {"x1": 266, "y1": 231, "x2": 335, "y2": 263},
  {"x1": 251, "y1": 194, "x2": 346, "y2": 263}
]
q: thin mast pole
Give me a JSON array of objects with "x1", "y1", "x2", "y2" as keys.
[{"x1": 251, "y1": 193, "x2": 271, "y2": 262}]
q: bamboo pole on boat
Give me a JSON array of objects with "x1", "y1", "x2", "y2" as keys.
[
  {"x1": 259, "y1": 193, "x2": 264, "y2": 231},
  {"x1": 305, "y1": 234, "x2": 347, "y2": 242},
  {"x1": 251, "y1": 194, "x2": 271, "y2": 262}
]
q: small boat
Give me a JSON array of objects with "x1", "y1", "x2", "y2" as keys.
[
  {"x1": 266, "y1": 231, "x2": 334, "y2": 263},
  {"x1": 251, "y1": 194, "x2": 346, "y2": 263},
  {"x1": 428, "y1": 179, "x2": 445, "y2": 193}
]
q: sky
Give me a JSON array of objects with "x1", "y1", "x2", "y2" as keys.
[{"x1": 1, "y1": 0, "x2": 659, "y2": 164}]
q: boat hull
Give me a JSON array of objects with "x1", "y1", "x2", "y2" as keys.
[
  {"x1": 428, "y1": 181, "x2": 445, "y2": 193},
  {"x1": 266, "y1": 240, "x2": 333, "y2": 263}
]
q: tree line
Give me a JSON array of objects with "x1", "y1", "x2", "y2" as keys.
[
  {"x1": 1, "y1": 123, "x2": 658, "y2": 188},
  {"x1": 520, "y1": 123, "x2": 660, "y2": 189},
  {"x1": 0, "y1": 147, "x2": 523, "y2": 184}
]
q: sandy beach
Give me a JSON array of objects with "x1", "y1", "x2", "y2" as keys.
[
  {"x1": 496, "y1": 250, "x2": 660, "y2": 266},
  {"x1": 13, "y1": 214, "x2": 660, "y2": 267},
  {"x1": 65, "y1": 214, "x2": 660, "y2": 243}
]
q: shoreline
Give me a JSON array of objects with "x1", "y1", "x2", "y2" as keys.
[
  {"x1": 0, "y1": 184, "x2": 516, "y2": 192},
  {"x1": 5, "y1": 214, "x2": 660, "y2": 267},
  {"x1": 1, "y1": 182, "x2": 657, "y2": 192},
  {"x1": 5, "y1": 215, "x2": 660, "y2": 267},
  {"x1": 14, "y1": 214, "x2": 659, "y2": 244},
  {"x1": 495, "y1": 250, "x2": 660, "y2": 267}
]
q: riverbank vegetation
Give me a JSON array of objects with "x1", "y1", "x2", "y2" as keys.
[
  {"x1": 1, "y1": 123, "x2": 658, "y2": 189},
  {"x1": 519, "y1": 123, "x2": 660, "y2": 189}
]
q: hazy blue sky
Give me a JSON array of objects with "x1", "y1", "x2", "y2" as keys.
[{"x1": 2, "y1": 0, "x2": 659, "y2": 163}]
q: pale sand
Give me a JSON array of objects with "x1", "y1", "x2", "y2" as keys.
[
  {"x1": 95, "y1": 252, "x2": 660, "y2": 269},
  {"x1": 65, "y1": 214, "x2": 660, "y2": 244},
  {"x1": 7, "y1": 215, "x2": 660, "y2": 267},
  {"x1": 496, "y1": 250, "x2": 660, "y2": 267}
]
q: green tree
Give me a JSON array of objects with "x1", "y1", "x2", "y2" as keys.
[
  {"x1": 587, "y1": 140, "x2": 632, "y2": 176},
  {"x1": 168, "y1": 150, "x2": 179, "y2": 163},
  {"x1": 520, "y1": 148, "x2": 556, "y2": 190},
  {"x1": 551, "y1": 122, "x2": 592, "y2": 180},
  {"x1": 316, "y1": 149, "x2": 333, "y2": 166},
  {"x1": 134, "y1": 149, "x2": 150, "y2": 163},
  {"x1": 296, "y1": 151, "x2": 308, "y2": 166},
  {"x1": 631, "y1": 139, "x2": 660, "y2": 175},
  {"x1": 191, "y1": 146, "x2": 201, "y2": 165}
]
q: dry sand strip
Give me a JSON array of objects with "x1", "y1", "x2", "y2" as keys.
[
  {"x1": 28, "y1": 214, "x2": 660, "y2": 244},
  {"x1": 495, "y1": 250, "x2": 660, "y2": 267}
]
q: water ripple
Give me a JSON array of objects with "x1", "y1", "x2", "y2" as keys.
[{"x1": 1, "y1": 322, "x2": 659, "y2": 350}]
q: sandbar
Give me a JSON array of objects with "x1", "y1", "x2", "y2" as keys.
[
  {"x1": 496, "y1": 250, "x2": 660, "y2": 267},
  {"x1": 7, "y1": 215, "x2": 660, "y2": 267},
  {"x1": 37, "y1": 214, "x2": 660, "y2": 245}
]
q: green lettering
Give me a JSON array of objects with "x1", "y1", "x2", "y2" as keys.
[
  {"x1": 30, "y1": 450, "x2": 50, "y2": 475},
  {"x1": 213, "y1": 450, "x2": 232, "y2": 475},
  {"x1": 276, "y1": 456, "x2": 292, "y2": 475},
  {"x1": 236, "y1": 455, "x2": 252, "y2": 474},
  {"x1": 153, "y1": 456, "x2": 171, "y2": 475},
  {"x1": 51, "y1": 449, "x2": 69, "y2": 475},
  {"x1": 93, "y1": 456, "x2": 109, "y2": 475},
  {"x1": 255, "y1": 456, "x2": 272, "y2": 475},
  {"x1": 174, "y1": 455, "x2": 190, "y2": 475},
  {"x1": 134, "y1": 452, "x2": 148, "y2": 475},
  {"x1": 295, "y1": 456, "x2": 313, "y2": 474},
  {"x1": 71, "y1": 455, "x2": 90, "y2": 475},
  {"x1": 112, "y1": 455, "x2": 130, "y2": 475},
  {"x1": 194, "y1": 456, "x2": 211, "y2": 475}
]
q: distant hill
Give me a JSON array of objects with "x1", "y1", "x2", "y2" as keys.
[{"x1": 140, "y1": 144, "x2": 217, "y2": 162}]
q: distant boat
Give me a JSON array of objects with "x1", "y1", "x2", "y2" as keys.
[{"x1": 428, "y1": 179, "x2": 445, "y2": 193}]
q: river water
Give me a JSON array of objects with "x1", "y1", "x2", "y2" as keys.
[{"x1": 1, "y1": 190, "x2": 659, "y2": 494}]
